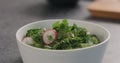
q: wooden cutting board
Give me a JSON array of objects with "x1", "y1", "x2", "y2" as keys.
[{"x1": 88, "y1": 0, "x2": 120, "y2": 19}]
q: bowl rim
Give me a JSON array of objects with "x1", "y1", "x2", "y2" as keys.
[{"x1": 16, "y1": 19, "x2": 110, "y2": 52}]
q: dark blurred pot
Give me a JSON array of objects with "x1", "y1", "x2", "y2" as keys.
[{"x1": 47, "y1": 0, "x2": 79, "y2": 7}]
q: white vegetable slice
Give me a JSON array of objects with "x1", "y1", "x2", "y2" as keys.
[
  {"x1": 22, "y1": 37, "x2": 34, "y2": 44},
  {"x1": 87, "y1": 32, "x2": 91, "y2": 34}
]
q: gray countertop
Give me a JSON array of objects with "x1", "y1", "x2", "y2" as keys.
[{"x1": 0, "y1": 0, "x2": 120, "y2": 63}]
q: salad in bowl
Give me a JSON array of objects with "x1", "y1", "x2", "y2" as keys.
[{"x1": 22, "y1": 19, "x2": 100, "y2": 50}]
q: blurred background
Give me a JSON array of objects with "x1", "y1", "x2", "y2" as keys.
[{"x1": 0, "y1": 0, "x2": 120, "y2": 63}]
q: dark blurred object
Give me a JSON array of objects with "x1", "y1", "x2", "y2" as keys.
[
  {"x1": 88, "y1": 0, "x2": 120, "y2": 19},
  {"x1": 47, "y1": 0, "x2": 79, "y2": 7}
]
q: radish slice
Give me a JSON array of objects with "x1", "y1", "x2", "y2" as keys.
[
  {"x1": 22, "y1": 37, "x2": 34, "y2": 44},
  {"x1": 43, "y1": 29, "x2": 57, "y2": 45}
]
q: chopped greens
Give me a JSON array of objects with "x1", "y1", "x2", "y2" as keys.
[
  {"x1": 26, "y1": 29, "x2": 44, "y2": 47},
  {"x1": 23, "y1": 19, "x2": 100, "y2": 50}
]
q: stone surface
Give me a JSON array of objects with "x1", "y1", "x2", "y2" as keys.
[{"x1": 0, "y1": 0, "x2": 120, "y2": 63}]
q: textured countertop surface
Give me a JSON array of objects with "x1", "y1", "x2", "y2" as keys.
[{"x1": 0, "y1": 0, "x2": 120, "y2": 63}]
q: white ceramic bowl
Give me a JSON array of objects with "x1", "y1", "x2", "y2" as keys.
[{"x1": 16, "y1": 19, "x2": 110, "y2": 63}]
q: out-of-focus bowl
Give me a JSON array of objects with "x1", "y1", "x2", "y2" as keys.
[
  {"x1": 16, "y1": 19, "x2": 110, "y2": 63},
  {"x1": 47, "y1": 0, "x2": 79, "y2": 7}
]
